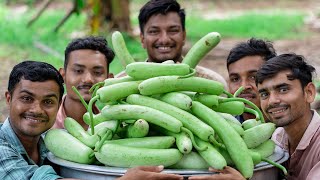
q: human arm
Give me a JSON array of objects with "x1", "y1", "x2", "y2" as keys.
[
  {"x1": 117, "y1": 165, "x2": 183, "y2": 180},
  {"x1": 188, "y1": 166, "x2": 245, "y2": 180}
]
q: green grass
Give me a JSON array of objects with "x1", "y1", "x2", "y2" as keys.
[
  {"x1": 186, "y1": 10, "x2": 307, "y2": 42},
  {"x1": 0, "y1": 4, "x2": 87, "y2": 68},
  {"x1": 0, "y1": 3, "x2": 135, "y2": 74}
]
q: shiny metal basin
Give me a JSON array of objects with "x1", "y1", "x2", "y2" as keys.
[{"x1": 48, "y1": 145, "x2": 289, "y2": 180}]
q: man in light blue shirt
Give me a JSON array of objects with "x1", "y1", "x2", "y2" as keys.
[
  {"x1": 0, "y1": 119, "x2": 61, "y2": 179},
  {"x1": 0, "y1": 61, "x2": 65, "y2": 180}
]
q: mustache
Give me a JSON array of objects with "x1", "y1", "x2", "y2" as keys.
[
  {"x1": 239, "y1": 90, "x2": 257, "y2": 97},
  {"x1": 266, "y1": 104, "x2": 289, "y2": 112},
  {"x1": 23, "y1": 112, "x2": 48, "y2": 119},
  {"x1": 77, "y1": 84, "x2": 93, "y2": 90}
]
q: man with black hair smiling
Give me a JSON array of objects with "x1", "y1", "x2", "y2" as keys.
[
  {"x1": 52, "y1": 36, "x2": 115, "y2": 130},
  {"x1": 227, "y1": 38, "x2": 277, "y2": 123},
  {"x1": 0, "y1": 61, "x2": 77, "y2": 179},
  {"x1": 256, "y1": 53, "x2": 320, "y2": 179}
]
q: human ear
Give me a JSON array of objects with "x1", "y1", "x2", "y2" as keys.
[
  {"x1": 305, "y1": 82, "x2": 316, "y2": 103},
  {"x1": 59, "y1": 68, "x2": 66, "y2": 82},
  {"x1": 140, "y1": 33, "x2": 146, "y2": 49},
  {"x1": 5, "y1": 91, "x2": 11, "y2": 105},
  {"x1": 182, "y1": 31, "x2": 186, "y2": 45}
]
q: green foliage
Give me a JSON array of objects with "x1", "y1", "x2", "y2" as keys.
[
  {"x1": 0, "y1": 3, "x2": 145, "y2": 74},
  {"x1": 0, "y1": 4, "x2": 87, "y2": 69}
]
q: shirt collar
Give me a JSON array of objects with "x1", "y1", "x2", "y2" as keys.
[
  {"x1": 0, "y1": 118, "x2": 49, "y2": 165},
  {"x1": 1, "y1": 118, "x2": 25, "y2": 154},
  {"x1": 296, "y1": 110, "x2": 320, "y2": 150}
]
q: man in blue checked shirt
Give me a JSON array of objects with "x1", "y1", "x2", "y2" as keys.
[
  {"x1": 0, "y1": 61, "x2": 185, "y2": 180},
  {"x1": 0, "y1": 61, "x2": 76, "y2": 180}
]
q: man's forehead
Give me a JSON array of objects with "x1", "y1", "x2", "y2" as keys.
[
  {"x1": 16, "y1": 79, "x2": 60, "y2": 95},
  {"x1": 146, "y1": 12, "x2": 181, "y2": 24},
  {"x1": 258, "y1": 71, "x2": 293, "y2": 90}
]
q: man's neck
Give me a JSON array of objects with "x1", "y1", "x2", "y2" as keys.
[
  {"x1": 284, "y1": 110, "x2": 313, "y2": 155},
  {"x1": 147, "y1": 56, "x2": 183, "y2": 63},
  {"x1": 64, "y1": 95, "x2": 89, "y2": 130},
  {"x1": 242, "y1": 112, "x2": 257, "y2": 121},
  {"x1": 17, "y1": 134, "x2": 40, "y2": 164}
]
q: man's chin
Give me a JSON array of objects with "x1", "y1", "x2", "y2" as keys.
[
  {"x1": 153, "y1": 58, "x2": 172, "y2": 63},
  {"x1": 81, "y1": 94, "x2": 92, "y2": 102},
  {"x1": 154, "y1": 54, "x2": 177, "y2": 62}
]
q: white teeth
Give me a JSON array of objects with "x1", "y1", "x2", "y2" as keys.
[
  {"x1": 26, "y1": 117, "x2": 44, "y2": 123},
  {"x1": 158, "y1": 47, "x2": 171, "y2": 50},
  {"x1": 271, "y1": 109, "x2": 286, "y2": 114}
]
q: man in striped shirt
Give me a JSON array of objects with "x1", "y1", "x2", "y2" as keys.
[{"x1": 0, "y1": 61, "x2": 68, "y2": 179}]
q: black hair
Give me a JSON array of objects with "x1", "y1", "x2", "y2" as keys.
[
  {"x1": 138, "y1": 0, "x2": 185, "y2": 33},
  {"x1": 64, "y1": 36, "x2": 115, "y2": 69},
  {"x1": 8, "y1": 60, "x2": 64, "y2": 102},
  {"x1": 227, "y1": 38, "x2": 277, "y2": 69},
  {"x1": 256, "y1": 53, "x2": 316, "y2": 89}
]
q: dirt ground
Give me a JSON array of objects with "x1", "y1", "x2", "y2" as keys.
[{"x1": 1, "y1": 0, "x2": 320, "y2": 121}]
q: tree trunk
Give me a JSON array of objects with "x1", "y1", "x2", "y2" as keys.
[
  {"x1": 109, "y1": 0, "x2": 132, "y2": 33},
  {"x1": 87, "y1": 0, "x2": 132, "y2": 35}
]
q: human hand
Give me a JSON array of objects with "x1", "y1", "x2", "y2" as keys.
[
  {"x1": 118, "y1": 165, "x2": 184, "y2": 180},
  {"x1": 188, "y1": 166, "x2": 245, "y2": 180}
]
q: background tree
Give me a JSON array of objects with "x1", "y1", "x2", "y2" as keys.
[{"x1": 28, "y1": 0, "x2": 132, "y2": 35}]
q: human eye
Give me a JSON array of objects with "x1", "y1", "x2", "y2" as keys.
[
  {"x1": 94, "y1": 71, "x2": 104, "y2": 76},
  {"x1": 279, "y1": 86, "x2": 289, "y2": 93},
  {"x1": 20, "y1": 95, "x2": 33, "y2": 103},
  {"x1": 169, "y1": 27, "x2": 180, "y2": 34},
  {"x1": 249, "y1": 75, "x2": 256, "y2": 81},
  {"x1": 73, "y1": 68, "x2": 83, "y2": 74},
  {"x1": 259, "y1": 91, "x2": 269, "y2": 100},
  {"x1": 229, "y1": 76, "x2": 239, "y2": 83},
  {"x1": 147, "y1": 28, "x2": 159, "y2": 35},
  {"x1": 43, "y1": 99, "x2": 57, "y2": 107}
]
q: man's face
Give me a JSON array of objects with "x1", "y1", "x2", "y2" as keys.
[
  {"x1": 62, "y1": 49, "x2": 109, "y2": 102},
  {"x1": 258, "y1": 70, "x2": 315, "y2": 127},
  {"x1": 140, "y1": 12, "x2": 186, "y2": 63},
  {"x1": 228, "y1": 56, "x2": 265, "y2": 108},
  {"x1": 5, "y1": 79, "x2": 61, "y2": 137}
]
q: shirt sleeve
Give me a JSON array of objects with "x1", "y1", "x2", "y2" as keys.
[
  {"x1": 0, "y1": 141, "x2": 62, "y2": 180},
  {"x1": 306, "y1": 161, "x2": 320, "y2": 180}
]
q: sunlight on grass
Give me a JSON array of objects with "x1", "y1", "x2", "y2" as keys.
[
  {"x1": 0, "y1": 4, "x2": 86, "y2": 68},
  {"x1": 186, "y1": 10, "x2": 307, "y2": 42}
]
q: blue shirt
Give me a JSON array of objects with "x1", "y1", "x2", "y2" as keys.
[
  {"x1": 235, "y1": 115, "x2": 245, "y2": 123},
  {"x1": 0, "y1": 118, "x2": 62, "y2": 180}
]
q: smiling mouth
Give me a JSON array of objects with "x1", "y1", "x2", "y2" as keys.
[
  {"x1": 158, "y1": 46, "x2": 171, "y2": 49},
  {"x1": 268, "y1": 107, "x2": 288, "y2": 115},
  {"x1": 239, "y1": 94, "x2": 255, "y2": 100},
  {"x1": 25, "y1": 117, "x2": 47, "y2": 123},
  {"x1": 155, "y1": 45, "x2": 174, "y2": 52},
  {"x1": 78, "y1": 86, "x2": 92, "y2": 90}
]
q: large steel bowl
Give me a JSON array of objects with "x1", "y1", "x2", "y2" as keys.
[{"x1": 48, "y1": 145, "x2": 289, "y2": 180}]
